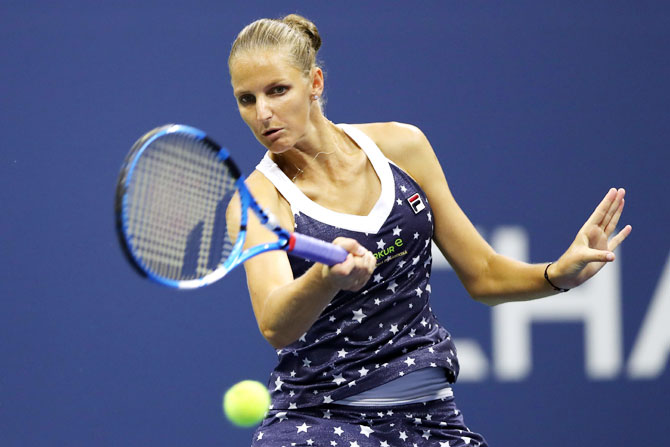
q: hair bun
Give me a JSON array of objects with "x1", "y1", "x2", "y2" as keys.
[{"x1": 282, "y1": 14, "x2": 321, "y2": 52}]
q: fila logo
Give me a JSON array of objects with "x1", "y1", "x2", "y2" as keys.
[{"x1": 407, "y1": 193, "x2": 425, "y2": 214}]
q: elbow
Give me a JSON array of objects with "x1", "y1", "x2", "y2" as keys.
[
  {"x1": 260, "y1": 325, "x2": 296, "y2": 350},
  {"x1": 463, "y1": 277, "x2": 502, "y2": 307},
  {"x1": 470, "y1": 292, "x2": 504, "y2": 307}
]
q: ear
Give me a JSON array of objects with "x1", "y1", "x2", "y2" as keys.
[{"x1": 310, "y1": 67, "x2": 324, "y2": 97}]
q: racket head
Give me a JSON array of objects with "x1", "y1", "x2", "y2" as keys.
[{"x1": 115, "y1": 124, "x2": 246, "y2": 288}]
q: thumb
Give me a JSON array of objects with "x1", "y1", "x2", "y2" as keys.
[{"x1": 581, "y1": 248, "x2": 616, "y2": 263}]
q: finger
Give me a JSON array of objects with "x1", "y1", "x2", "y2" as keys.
[
  {"x1": 607, "y1": 224, "x2": 632, "y2": 252},
  {"x1": 584, "y1": 188, "x2": 617, "y2": 229},
  {"x1": 600, "y1": 188, "x2": 625, "y2": 231},
  {"x1": 604, "y1": 196, "x2": 625, "y2": 236},
  {"x1": 332, "y1": 237, "x2": 368, "y2": 256}
]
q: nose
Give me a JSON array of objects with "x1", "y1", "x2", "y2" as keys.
[{"x1": 255, "y1": 97, "x2": 272, "y2": 122}]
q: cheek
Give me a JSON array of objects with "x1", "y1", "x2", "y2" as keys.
[
  {"x1": 237, "y1": 107, "x2": 257, "y2": 130},
  {"x1": 283, "y1": 94, "x2": 311, "y2": 126}
]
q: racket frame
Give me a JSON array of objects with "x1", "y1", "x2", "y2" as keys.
[{"x1": 115, "y1": 124, "x2": 322, "y2": 289}]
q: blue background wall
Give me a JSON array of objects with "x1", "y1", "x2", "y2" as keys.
[{"x1": 2, "y1": 1, "x2": 668, "y2": 445}]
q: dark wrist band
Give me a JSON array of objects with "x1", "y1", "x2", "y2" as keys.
[{"x1": 544, "y1": 262, "x2": 570, "y2": 292}]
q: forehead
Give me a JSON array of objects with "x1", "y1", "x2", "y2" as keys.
[{"x1": 230, "y1": 49, "x2": 305, "y2": 92}]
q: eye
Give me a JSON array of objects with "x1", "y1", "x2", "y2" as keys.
[
  {"x1": 270, "y1": 85, "x2": 288, "y2": 95},
  {"x1": 238, "y1": 94, "x2": 255, "y2": 105}
]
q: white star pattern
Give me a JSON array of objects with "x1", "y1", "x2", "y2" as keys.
[
  {"x1": 257, "y1": 432, "x2": 263, "y2": 440},
  {"x1": 307, "y1": 439, "x2": 314, "y2": 445},
  {"x1": 360, "y1": 425, "x2": 374, "y2": 437},
  {"x1": 333, "y1": 427, "x2": 344, "y2": 436},
  {"x1": 399, "y1": 431, "x2": 408, "y2": 441},
  {"x1": 440, "y1": 442, "x2": 451, "y2": 447},
  {"x1": 400, "y1": 185, "x2": 407, "y2": 193},
  {"x1": 296, "y1": 422, "x2": 311, "y2": 433},
  {"x1": 264, "y1": 182, "x2": 457, "y2": 418},
  {"x1": 422, "y1": 430, "x2": 432, "y2": 440}
]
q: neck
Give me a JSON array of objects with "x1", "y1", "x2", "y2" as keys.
[{"x1": 271, "y1": 116, "x2": 353, "y2": 183}]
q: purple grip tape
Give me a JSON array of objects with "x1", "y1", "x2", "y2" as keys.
[{"x1": 288, "y1": 233, "x2": 349, "y2": 266}]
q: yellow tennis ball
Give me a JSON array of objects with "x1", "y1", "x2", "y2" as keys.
[{"x1": 223, "y1": 380, "x2": 271, "y2": 428}]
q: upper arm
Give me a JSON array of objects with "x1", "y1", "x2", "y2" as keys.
[
  {"x1": 356, "y1": 122, "x2": 496, "y2": 295},
  {"x1": 228, "y1": 170, "x2": 296, "y2": 325}
]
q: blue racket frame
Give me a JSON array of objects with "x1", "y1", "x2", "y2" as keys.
[{"x1": 116, "y1": 124, "x2": 348, "y2": 290}]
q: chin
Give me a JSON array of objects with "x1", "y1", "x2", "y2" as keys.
[{"x1": 267, "y1": 139, "x2": 295, "y2": 154}]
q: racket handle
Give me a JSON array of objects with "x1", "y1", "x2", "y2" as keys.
[{"x1": 288, "y1": 233, "x2": 349, "y2": 266}]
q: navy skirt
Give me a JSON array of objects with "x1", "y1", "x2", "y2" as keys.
[{"x1": 251, "y1": 394, "x2": 488, "y2": 446}]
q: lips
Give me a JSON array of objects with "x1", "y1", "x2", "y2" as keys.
[{"x1": 262, "y1": 128, "x2": 283, "y2": 141}]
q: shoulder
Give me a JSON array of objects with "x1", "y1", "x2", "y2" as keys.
[
  {"x1": 350, "y1": 122, "x2": 439, "y2": 183},
  {"x1": 351, "y1": 122, "x2": 428, "y2": 155}
]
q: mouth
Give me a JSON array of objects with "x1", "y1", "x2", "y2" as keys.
[{"x1": 263, "y1": 128, "x2": 282, "y2": 137}]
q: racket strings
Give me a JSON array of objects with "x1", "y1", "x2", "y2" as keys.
[{"x1": 124, "y1": 133, "x2": 237, "y2": 281}]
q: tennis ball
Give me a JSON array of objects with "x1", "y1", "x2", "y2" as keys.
[{"x1": 223, "y1": 380, "x2": 271, "y2": 428}]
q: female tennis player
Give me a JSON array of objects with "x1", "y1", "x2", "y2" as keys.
[{"x1": 228, "y1": 14, "x2": 631, "y2": 446}]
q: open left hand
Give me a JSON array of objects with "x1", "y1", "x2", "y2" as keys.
[{"x1": 549, "y1": 188, "x2": 632, "y2": 290}]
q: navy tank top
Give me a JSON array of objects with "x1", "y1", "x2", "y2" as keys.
[{"x1": 255, "y1": 124, "x2": 459, "y2": 410}]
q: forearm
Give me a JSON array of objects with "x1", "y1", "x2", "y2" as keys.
[
  {"x1": 468, "y1": 253, "x2": 560, "y2": 306},
  {"x1": 257, "y1": 264, "x2": 341, "y2": 349}
]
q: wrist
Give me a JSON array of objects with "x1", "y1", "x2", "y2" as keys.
[{"x1": 544, "y1": 262, "x2": 570, "y2": 293}]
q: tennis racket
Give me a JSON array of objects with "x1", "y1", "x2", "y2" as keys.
[{"x1": 115, "y1": 124, "x2": 348, "y2": 289}]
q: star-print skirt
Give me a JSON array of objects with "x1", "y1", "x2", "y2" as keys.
[{"x1": 251, "y1": 394, "x2": 488, "y2": 447}]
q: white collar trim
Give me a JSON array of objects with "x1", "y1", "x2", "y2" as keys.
[{"x1": 255, "y1": 123, "x2": 395, "y2": 234}]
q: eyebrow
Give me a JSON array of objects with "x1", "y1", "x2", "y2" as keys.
[{"x1": 233, "y1": 79, "x2": 287, "y2": 97}]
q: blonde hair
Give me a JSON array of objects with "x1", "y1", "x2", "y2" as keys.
[{"x1": 228, "y1": 14, "x2": 322, "y2": 76}]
